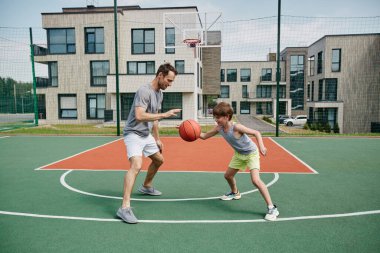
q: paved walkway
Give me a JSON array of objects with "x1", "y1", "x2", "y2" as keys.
[{"x1": 236, "y1": 115, "x2": 283, "y2": 134}]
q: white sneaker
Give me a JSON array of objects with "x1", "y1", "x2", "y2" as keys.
[
  {"x1": 220, "y1": 191, "x2": 241, "y2": 201},
  {"x1": 265, "y1": 205, "x2": 279, "y2": 221}
]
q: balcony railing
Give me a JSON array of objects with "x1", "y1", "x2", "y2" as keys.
[
  {"x1": 243, "y1": 92, "x2": 286, "y2": 99},
  {"x1": 36, "y1": 77, "x2": 49, "y2": 88},
  {"x1": 33, "y1": 45, "x2": 48, "y2": 56}
]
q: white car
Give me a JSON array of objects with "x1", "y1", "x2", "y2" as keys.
[{"x1": 283, "y1": 115, "x2": 308, "y2": 126}]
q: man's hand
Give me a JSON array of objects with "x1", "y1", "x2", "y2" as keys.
[
  {"x1": 156, "y1": 139, "x2": 163, "y2": 153},
  {"x1": 165, "y1": 109, "x2": 181, "y2": 118}
]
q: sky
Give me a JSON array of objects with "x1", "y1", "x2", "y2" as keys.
[
  {"x1": 0, "y1": 0, "x2": 379, "y2": 82},
  {"x1": 0, "y1": 0, "x2": 379, "y2": 27}
]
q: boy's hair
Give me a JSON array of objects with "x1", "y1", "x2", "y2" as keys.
[
  {"x1": 156, "y1": 63, "x2": 178, "y2": 77},
  {"x1": 213, "y1": 102, "x2": 234, "y2": 120}
]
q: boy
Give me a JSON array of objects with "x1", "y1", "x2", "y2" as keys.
[{"x1": 200, "y1": 102, "x2": 279, "y2": 221}]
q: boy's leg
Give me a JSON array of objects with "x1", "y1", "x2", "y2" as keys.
[
  {"x1": 220, "y1": 167, "x2": 241, "y2": 200},
  {"x1": 224, "y1": 167, "x2": 239, "y2": 193},
  {"x1": 250, "y1": 169, "x2": 273, "y2": 206}
]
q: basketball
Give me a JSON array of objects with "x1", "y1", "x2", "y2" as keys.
[{"x1": 179, "y1": 119, "x2": 201, "y2": 142}]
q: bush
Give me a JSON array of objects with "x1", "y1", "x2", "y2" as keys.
[
  {"x1": 324, "y1": 123, "x2": 331, "y2": 133},
  {"x1": 317, "y1": 123, "x2": 325, "y2": 132},
  {"x1": 262, "y1": 116, "x2": 273, "y2": 124},
  {"x1": 333, "y1": 123, "x2": 340, "y2": 133},
  {"x1": 303, "y1": 123, "x2": 310, "y2": 130}
]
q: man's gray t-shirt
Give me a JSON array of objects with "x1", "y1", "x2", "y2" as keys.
[{"x1": 123, "y1": 83, "x2": 163, "y2": 137}]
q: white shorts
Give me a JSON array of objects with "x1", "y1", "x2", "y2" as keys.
[{"x1": 123, "y1": 133, "x2": 159, "y2": 159}]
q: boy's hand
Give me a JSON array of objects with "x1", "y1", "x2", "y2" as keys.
[{"x1": 260, "y1": 147, "x2": 267, "y2": 156}]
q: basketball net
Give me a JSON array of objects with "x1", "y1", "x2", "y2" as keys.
[{"x1": 183, "y1": 39, "x2": 201, "y2": 58}]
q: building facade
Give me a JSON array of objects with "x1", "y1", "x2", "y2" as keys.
[
  {"x1": 221, "y1": 34, "x2": 380, "y2": 134},
  {"x1": 305, "y1": 34, "x2": 380, "y2": 133},
  {"x1": 218, "y1": 59, "x2": 291, "y2": 118},
  {"x1": 33, "y1": 5, "x2": 379, "y2": 133},
  {"x1": 34, "y1": 5, "x2": 219, "y2": 126}
]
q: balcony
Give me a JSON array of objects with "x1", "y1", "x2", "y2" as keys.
[
  {"x1": 36, "y1": 77, "x2": 49, "y2": 88},
  {"x1": 33, "y1": 45, "x2": 48, "y2": 56},
  {"x1": 242, "y1": 92, "x2": 287, "y2": 102}
]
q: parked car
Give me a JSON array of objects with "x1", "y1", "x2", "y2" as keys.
[
  {"x1": 278, "y1": 115, "x2": 291, "y2": 124},
  {"x1": 283, "y1": 115, "x2": 308, "y2": 126}
]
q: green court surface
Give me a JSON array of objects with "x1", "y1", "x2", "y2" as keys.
[{"x1": 1, "y1": 136, "x2": 380, "y2": 253}]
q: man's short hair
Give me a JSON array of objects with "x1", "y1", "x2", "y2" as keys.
[{"x1": 156, "y1": 63, "x2": 178, "y2": 77}]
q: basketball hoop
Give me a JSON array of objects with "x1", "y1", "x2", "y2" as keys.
[{"x1": 183, "y1": 38, "x2": 201, "y2": 48}]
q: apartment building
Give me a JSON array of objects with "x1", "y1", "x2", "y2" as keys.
[
  {"x1": 218, "y1": 58, "x2": 290, "y2": 117},
  {"x1": 305, "y1": 34, "x2": 380, "y2": 133},
  {"x1": 34, "y1": 5, "x2": 220, "y2": 126},
  {"x1": 220, "y1": 34, "x2": 379, "y2": 134}
]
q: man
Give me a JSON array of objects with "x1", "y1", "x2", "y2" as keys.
[{"x1": 117, "y1": 63, "x2": 181, "y2": 224}]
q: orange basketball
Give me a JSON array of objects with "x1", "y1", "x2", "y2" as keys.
[{"x1": 179, "y1": 119, "x2": 201, "y2": 142}]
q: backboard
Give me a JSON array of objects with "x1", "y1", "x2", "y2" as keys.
[{"x1": 163, "y1": 11, "x2": 223, "y2": 49}]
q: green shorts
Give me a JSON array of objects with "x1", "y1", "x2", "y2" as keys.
[{"x1": 229, "y1": 150, "x2": 260, "y2": 171}]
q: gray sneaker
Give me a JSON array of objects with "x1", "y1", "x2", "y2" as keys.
[
  {"x1": 117, "y1": 207, "x2": 138, "y2": 224},
  {"x1": 138, "y1": 185, "x2": 162, "y2": 196}
]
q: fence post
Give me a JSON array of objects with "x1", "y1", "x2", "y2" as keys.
[{"x1": 29, "y1": 27, "x2": 38, "y2": 126}]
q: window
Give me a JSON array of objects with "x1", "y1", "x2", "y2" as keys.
[
  {"x1": 175, "y1": 60, "x2": 185, "y2": 74},
  {"x1": 127, "y1": 61, "x2": 155, "y2": 75},
  {"x1": 162, "y1": 93, "x2": 182, "y2": 119},
  {"x1": 48, "y1": 28, "x2": 75, "y2": 54},
  {"x1": 227, "y1": 69, "x2": 237, "y2": 82},
  {"x1": 85, "y1": 27, "x2": 104, "y2": 54},
  {"x1": 231, "y1": 101, "x2": 237, "y2": 113},
  {"x1": 37, "y1": 94, "x2": 46, "y2": 119},
  {"x1": 318, "y1": 79, "x2": 324, "y2": 101},
  {"x1": 325, "y1": 78, "x2": 337, "y2": 101},
  {"x1": 87, "y1": 94, "x2": 105, "y2": 119},
  {"x1": 290, "y1": 55, "x2": 305, "y2": 110},
  {"x1": 240, "y1": 101, "x2": 250, "y2": 114},
  {"x1": 307, "y1": 83, "x2": 310, "y2": 101},
  {"x1": 317, "y1": 51, "x2": 323, "y2": 74},
  {"x1": 309, "y1": 56, "x2": 315, "y2": 76},
  {"x1": 90, "y1": 61, "x2": 109, "y2": 86},
  {"x1": 132, "y1": 29, "x2": 155, "y2": 54},
  {"x1": 256, "y1": 85, "x2": 271, "y2": 98},
  {"x1": 311, "y1": 81, "x2": 315, "y2": 102},
  {"x1": 220, "y1": 85, "x2": 230, "y2": 98},
  {"x1": 261, "y1": 68, "x2": 272, "y2": 81},
  {"x1": 256, "y1": 102, "x2": 263, "y2": 114},
  {"x1": 332, "y1": 49, "x2": 341, "y2": 72},
  {"x1": 242, "y1": 85, "x2": 248, "y2": 98},
  {"x1": 58, "y1": 94, "x2": 77, "y2": 119},
  {"x1": 279, "y1": 86, "x2": 286, "y2": 98},
  {"x1": 240, "y1": 69, "x2": 251, "y2": 82},
  {"x1": 121, "y1": 93, "x2": 135, "y2": 121},
  {"x1": 165, "y1": 28, "x2": 175, "y2": 54},
  {"x1": 48, "y1": 62, "x2": 58, "y2": 87},
  {"x1": 220, "y1": 69, "x2": 225, "y2": 82}
]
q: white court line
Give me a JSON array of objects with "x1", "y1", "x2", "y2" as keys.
[
  {"x1": 34, "y1": 138, "x2": 122, "y2": 170},
  {"x1": 60, "y1": 170, "x2": 280, "y2": 201},
  {"x1": 0, "y1": 136, "x2": 10, "y2": 139},
  {"x1": 1, "y1": 209, "x2": 379, "y2": 223},
  {"x1": 269, "y1": 137, "x2": 319, "y2": 174}
]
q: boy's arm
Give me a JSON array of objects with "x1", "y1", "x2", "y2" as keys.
[
  {"x1": 234, "y1": 124, "x2": 267, "y2": 156},
  {"x1": 200, "y1": 126, "x2": 219, "y2": 140}
]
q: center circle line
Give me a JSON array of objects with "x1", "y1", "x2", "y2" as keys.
[{"x1": 60, "y1": 170, "x2": 280, "y2": 202}]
